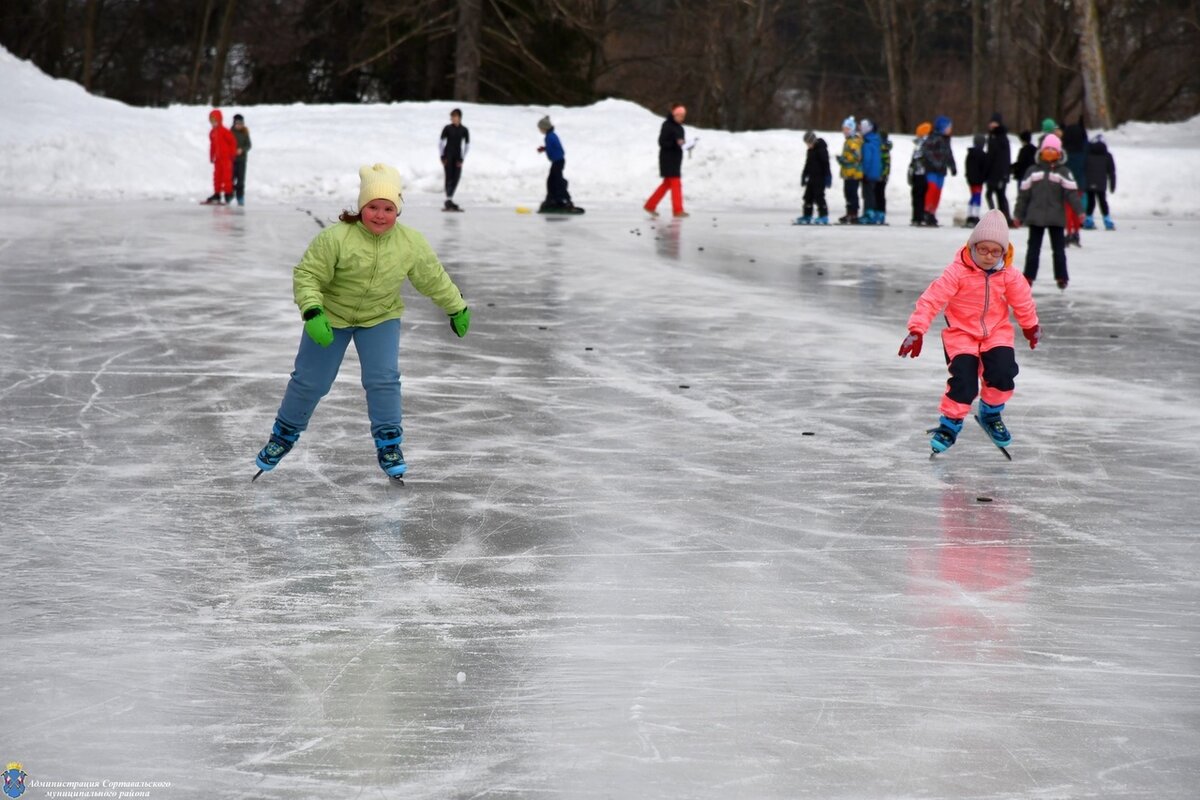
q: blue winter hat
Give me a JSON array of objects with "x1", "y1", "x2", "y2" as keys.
[
  {"x1": 842, "y1": 116, "x2": 857, "y2": 133},
  {"x1": 934, "y1": 115, "x2": 952, "y2": 134}
]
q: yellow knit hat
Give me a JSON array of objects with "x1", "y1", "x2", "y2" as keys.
[{"x1": 357, "y1": 163, "x2": 403, "y2": 211}]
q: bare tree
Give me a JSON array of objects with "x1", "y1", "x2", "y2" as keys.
[
  {"x1": 1075, "y1": 0, "x2": 1111, "y2": 127},
  {"x1": 208, "y1": 0, "x2": 237, "y2": 105},
  {"x1": 188, "y1": 0, "x2": 216, "y2": 102},
  {"x1": 453, "y1": 0, "x2": 482, "y2": 100}
]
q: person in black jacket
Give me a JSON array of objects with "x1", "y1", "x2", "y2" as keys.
[
  {"x1": 439, "y1": 108, "x2": 470, "y2": 211},
  {"x1": 1011, "y1": 130, "x2": 1036, "y2": 186},
  {"x1": 644, "y1": 104, "x2": 692, "y2": 217},
  {"x1": 985, "y1": 112, "x2": 1012, "y2": 224},
  {"x1": 965, "y1": 134, "x2": 988, "y2": 225},
  {"x1": 796, "y1": 130, "x2": 832, "y2": 224},
  {"x1": 1061, "y1": 117, "x2": 1088, "y2": 246},
  {"x1": 1084, "y1": 134, "x2": 1117, "y2": 230}
]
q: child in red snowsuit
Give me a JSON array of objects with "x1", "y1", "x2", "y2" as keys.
[
  {"x1": 898, "y1": 209, "x2": 1041, "y2": 455},
  {"x1": 205, "y1": 109, "x2": 238, "y2": 204}
]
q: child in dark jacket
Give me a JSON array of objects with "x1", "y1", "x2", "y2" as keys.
[
  {"x1": 1014, "y1": 133, "x2": 1085, "y2": 290},
  {"x1": 909, "y1": 122, "x2": 932, "y2": 225},
  {"x1": 231, "y1": 113, "x2": 251, "y2": 207},
  {"x1": 797, "y1": 131, "x2": 832, "y2": 224},
  {"x1": 1084, "y1": 135, "x2": 1116, "y2": 230},
  {"x1": 922, "y1": 116, "x2": 957, "y2": 226},
  {"x1": 965, "y1": 134, "x2": 988, "y2": 225}
]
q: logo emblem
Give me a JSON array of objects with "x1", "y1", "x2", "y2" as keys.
[{"x1": 2, "y1": 763, "x2": 26, "y2": 799}]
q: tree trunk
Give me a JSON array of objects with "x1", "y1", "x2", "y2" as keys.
[
  {"x1": 876, "y1": 0, "x2": 905, "y2": 131},
  {"x1": 208, "y1": 0, "x2": 238, "y2": 106},
  {"x1": 188, "y1": 0, "x2": 216, "y2": 103},
  {"x1": 81, "y1": 0, "x2": 101, "y2": 91},
  {"x1": 454, "y1": 0, "x2": 482, "y2": 101},
  {"x1": 1074, "y1": 0, "x2": 1112, "y2": 128},
  {"x1": 970, "y1": 0, "x2": 983, "y2": 131}
]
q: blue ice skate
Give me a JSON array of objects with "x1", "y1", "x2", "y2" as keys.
[
  {"x1": 927, "y1": 415, "x2": 964, "y2": 456},
  {"x1": 373, "y1": 425, "x2": 407, "y2": 478},
  {"x1": 1083, "y1": 215, "x2": 1096, "y2": 230},
  {"x1": 1103, "y1": 215, "x2": 1115, "y2": 231},
  {"x1": 794, "y1": 215, "x2": 813, "y2": 225},
  {"x1": 975, "y1": 401, "x2": 1012, "y2": 448},
  {"x1": 815, "y1": 216, "x2": 830, "y2": 225},
  {"x1": 254, "y1": 419, "x2": 301, "y2": 479}
]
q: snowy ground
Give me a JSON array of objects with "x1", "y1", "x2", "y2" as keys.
[
  {"x1": 2, "y1": 197, "x2": 1198, "y2": 798},
  {"x1": 2, "y1": 44, "x2": 1200, "y2": 219}
]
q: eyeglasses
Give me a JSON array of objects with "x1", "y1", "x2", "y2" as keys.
[{"x1": 975, "y1": 245, "x2": 1004, "y2": 258}]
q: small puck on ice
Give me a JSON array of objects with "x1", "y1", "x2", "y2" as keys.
[
  {"x1": 1110, "y1": 334, "x2": 1119, "y2": 338},
  {"x1": 679, "y1": 384, "x2": 690, "y2": 389},
  {"x1": 976, "y1": 496, "x2": 993, "y2": 503},
  {"x1": 538, "y1": 326, "x2": 548, "y2": 330},
  {"x1": 585, "y1": 347, "x2": 593, "y2": 351},
  {"x1": 801, "y1": 431, "x2": 814, "y2": 436}
]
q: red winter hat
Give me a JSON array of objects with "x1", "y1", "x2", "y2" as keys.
[{"x1": 209, "y1": 109, "x2": 224, "y2": 124}]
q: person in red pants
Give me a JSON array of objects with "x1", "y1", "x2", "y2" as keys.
[
  {"x1": 204, "y1": 109, "x2": 237, "y2": 204},
  {"x1": 644, "y1": 104, "x2": 693, "y2": 218}
]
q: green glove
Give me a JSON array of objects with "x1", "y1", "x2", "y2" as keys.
[
  {"x1": 449, "y1": 306, "x2": 471, "y2": 338},
  {"x1": 302, "y1": 307, "x2": 334, "y2": 347}
]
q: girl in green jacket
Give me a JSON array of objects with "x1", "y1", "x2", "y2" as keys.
[{"x1": 254, "y1": 163, "x2": 472, "y2": 481}]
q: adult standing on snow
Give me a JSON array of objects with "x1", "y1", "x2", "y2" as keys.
[
  {"x1": 440, "y1": 108, "x2": 469, "y2": 211},
  {"x1": 985, "y1": 112, "x2": 1012, "y2": 224},
  {"x1": 644, "y1": 103, "x2": 691, "y2": 218}
]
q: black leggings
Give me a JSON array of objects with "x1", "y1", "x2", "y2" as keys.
[
  {"x1": 1023, "y1": 225, "x2": 1068, "y2": 284},
  {"x1": 803, "y1": 183, "x2": 827, "y2": 217},
  {"x1": 443, "y1": 161, "x2": 462, "y2": 199},
  {"x1": 1086, "y1": 191, "x2": 1110, "y2": 216}
]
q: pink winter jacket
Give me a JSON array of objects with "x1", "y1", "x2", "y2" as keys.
[{"x1": 907, "y1": 246, "x2": 1038, "y2": 353}]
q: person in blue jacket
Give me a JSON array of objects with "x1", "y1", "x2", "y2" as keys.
[
  {"x1": 860, "y1": 119, "x2": 884, "y2": 224},
  {"x1": 536, "y1": 115, "x2": 583, "y2": 214}
]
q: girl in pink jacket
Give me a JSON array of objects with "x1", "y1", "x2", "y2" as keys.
[{"x1": 898, "y1": 210, "x2": 1042, "y2": 456}]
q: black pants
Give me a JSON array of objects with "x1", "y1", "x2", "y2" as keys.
[
  {"x1": 843, "y1": 179, "x2": 860, "y2": 215},
  {"x1": 443, "y1": 160, "x2": 462, "y2": 199},
  {"x1": 802, "y1": 183, "x2": 827, "y2": 217},
  {"x1": 945, "y1": 347, "x2": 1019, "y2": 409},
  {"x1": 910, "y1": 174, "x2": 927, "y2": 223},
  {"x1": 1086, "y1": 191, "x2": 1110, "y2": 216},
  {"x1": 862, "y1": 179, "x2": 879, "y2": 215},
  {"x1": 985, "y1": 181, "x2": 1010, "y2": 222},
  {"x1": 1024, "y1": 225, "x2": 1068, "y2": 284},
  {"x1": 876, "y1": 179, "x2": 887, "y2": 214},
  {"x1": 233, "y1": 157, "x2": 247, "y2": 200},
  {"x1": 545, "y1": 159, "x2": 571, "y2": 207}
]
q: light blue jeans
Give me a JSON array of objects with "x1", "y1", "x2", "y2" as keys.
[{"x1": 275, "y1": 318, "x2": 402, "y2": 437}]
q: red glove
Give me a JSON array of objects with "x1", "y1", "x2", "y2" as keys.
[
  {"x1": 898, "y1": 330, "x2": 923, "y2": 358},
  {"x1": 1011, "y1": 218, "x2": 1021, "y2": 229},
  {"x1": 537, "y1": 146, "x2": 546, "y2": 153},
  {"x1": 1023, "y1": 325, "x2": 1041, "y2": 350}
]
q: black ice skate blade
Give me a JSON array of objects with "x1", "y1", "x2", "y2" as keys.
[
  {"x1": 251, "y1": 468, "x2": 264, "y2": 482},
  {"x1": 389, "y1": 475, "x2": 406, "y2": 486}
]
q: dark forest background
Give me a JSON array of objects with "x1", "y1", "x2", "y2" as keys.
[{"x1": 3, "y1": 0, "x2": 1199, "y2": 134}]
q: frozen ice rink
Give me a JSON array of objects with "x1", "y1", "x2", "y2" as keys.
[{"x1": 2, "y1": 201, "x2": 1198, "y2": 798}]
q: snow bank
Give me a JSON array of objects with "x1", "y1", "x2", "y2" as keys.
[{"x1": 1, "y1": 46, "x2": 1195, "y2": 217}]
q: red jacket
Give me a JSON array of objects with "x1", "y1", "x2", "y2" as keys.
[
  {"x1": 209, "y1": 111, "x2": 238, "y2": 163},
  {"x1": 907, "y1": 246, "x2": 1038, "y2": 353}
]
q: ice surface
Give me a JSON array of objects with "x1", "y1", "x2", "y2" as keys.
[{"x1": 2, "y1": 200, "x2": 1198, "y2": 797}]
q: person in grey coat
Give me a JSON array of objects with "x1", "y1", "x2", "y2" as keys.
[{"x1": 1014, "y1": 133, "x2": 1084, "y2": 290}]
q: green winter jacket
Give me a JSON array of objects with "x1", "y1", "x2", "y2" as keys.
[{"x1": 293, "y1": 221, "x2": 466, "y2": 328}]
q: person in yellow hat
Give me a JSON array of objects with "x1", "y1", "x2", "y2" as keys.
[{"x1": 253, "y1": 163, "x2": 473, "y2": 482}]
